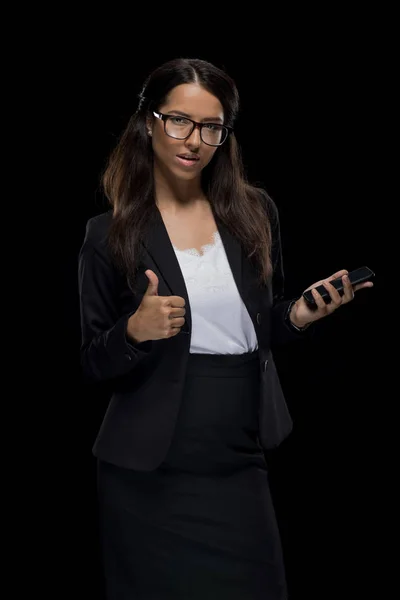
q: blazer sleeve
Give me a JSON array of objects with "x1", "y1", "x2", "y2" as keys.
[
  {"x1": 78, "y1": 215, "x2": 153, "y2": 383},
  {"x1": 264, "y1": 194, "x2": 314, "y2": 346}
]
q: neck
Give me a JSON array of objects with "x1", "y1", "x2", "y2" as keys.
[{"x1": 153, "y1": 161, "x2": 206, "y2": 213}]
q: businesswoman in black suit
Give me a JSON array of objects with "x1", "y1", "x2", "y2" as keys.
[{"x1": 78, "y1": 58, "x2": 373, "y2": 599}]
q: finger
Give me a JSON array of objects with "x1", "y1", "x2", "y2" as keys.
[
  {"x1": 165, "y1": 295, "x2": 186, "y2": 308},
  {"x1": 169, "y1": 306, "x2": 186, "y2": 318},
  {"x1": 341, "y1": 274, "x2": 355, "y2": 304},
  {"x1": 311, "y1": 287, "x2": 329, "y2": 312},
  {"x1": 304, "y1": 269, "x2": 349, "y2": 293},
  {"x1": 326, "y1": 269, "x2": 348, "y2": 282},
  {"x1": 353, "y1": 281, "x2": 374, "y2": 292},
  {"x1": 321, "y1": 279, "x2": 342, "y2": 309}
]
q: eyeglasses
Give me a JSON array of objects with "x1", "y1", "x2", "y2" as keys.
[{"x1": 153, "y1": 111, "x2": 232, "y2": 147}]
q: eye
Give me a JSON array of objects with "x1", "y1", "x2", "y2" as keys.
[
  {"x1": 203, "y1": 124, "x2": 221, "y2": 131},
  {"x1": 170, "y1": 117, "x2": 191, "y2": 126}
]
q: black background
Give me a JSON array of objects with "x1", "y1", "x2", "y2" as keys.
[{"x1": 45, "y1": 19, "x2": 390, "y2": 598}]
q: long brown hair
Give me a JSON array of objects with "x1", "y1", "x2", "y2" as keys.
[{"x1": 102, "y1": 58, "x2": 273, "y2": 291}]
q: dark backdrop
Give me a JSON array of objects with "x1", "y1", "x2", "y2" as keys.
[{"x1": 55, "y1": 31, "x2": 386, "y2": 599}]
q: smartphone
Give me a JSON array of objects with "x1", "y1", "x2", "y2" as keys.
[{"x1": 302, "y1": 266, "x2": 375, "y2": 307}]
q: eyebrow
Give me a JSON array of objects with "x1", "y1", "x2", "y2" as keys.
[{"x1": 166, "y1": 110, "x2": 224, "y2": 123}]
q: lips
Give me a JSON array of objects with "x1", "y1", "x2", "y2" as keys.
[
  {"x1": 176, "y1": 154, "x2": 200, "y2": 161},
  {"x1": 176, "y1": 154, "x2": 200, "y2": 168}
]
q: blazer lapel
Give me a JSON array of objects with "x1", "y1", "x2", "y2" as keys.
[{"x1": 142, "y1": 207, "x2": 246, "y2": 335}]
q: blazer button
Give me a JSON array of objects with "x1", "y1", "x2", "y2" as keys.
[
  {"x1": 263, "y1": 359, "x2": 268, "y2": 372},
  {"x1": 256, "y1": 313, "x2": 262, "y2": 325},
  {"x1": 125, "y1": 353, "x2": 132, "y2": 361}
]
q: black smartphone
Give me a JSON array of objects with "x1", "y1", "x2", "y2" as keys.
[{"x1": 302, "y1": 266, "x2": 375, "y2": 307}]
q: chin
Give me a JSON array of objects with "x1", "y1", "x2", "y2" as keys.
[{"x1": 171, "y1": 166, "x2": 200, "y2": 181}]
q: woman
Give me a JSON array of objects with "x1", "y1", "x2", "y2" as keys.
[{"x1": 78, "y1": 58, "x2": 373, "y2": 599}]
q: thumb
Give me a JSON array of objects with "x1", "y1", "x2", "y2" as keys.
[{"x1": 144, "y1": 269, "x2": 159, "y2": 296}]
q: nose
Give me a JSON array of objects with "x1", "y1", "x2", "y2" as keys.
[{"x1": 185, "y1": 125, "x2": 201, "y2": 149}]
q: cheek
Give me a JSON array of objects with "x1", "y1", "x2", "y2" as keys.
[{"x1": 152, "y1": 133, "x2": 178, "y2": 161}]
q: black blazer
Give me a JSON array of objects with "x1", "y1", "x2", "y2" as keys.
[{"x1": 78, "y1": 197, "x2": 308, "y2": 471}]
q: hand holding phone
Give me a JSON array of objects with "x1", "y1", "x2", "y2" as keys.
[{"x1": 302, "y1": 266, "x2": 375, "y2": 308}]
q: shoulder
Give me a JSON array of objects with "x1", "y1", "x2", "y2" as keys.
[
  {"x1": 252, "y1": 186, "x2": 280, "y2": 228},
  {"x1": 81, "y1": 210, "x2": 113, "y2": 252},
  {"x1": 78, "y1": 210, "x2": 115, "y2": 270}
]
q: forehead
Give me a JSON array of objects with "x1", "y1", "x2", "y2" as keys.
[{"x1": 161, "y1": 83, "x2": 223, "y2": 119}]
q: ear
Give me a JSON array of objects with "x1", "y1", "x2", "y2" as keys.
[{"x1": 146, "y1": 114, "x2": 153, "y2": 137}]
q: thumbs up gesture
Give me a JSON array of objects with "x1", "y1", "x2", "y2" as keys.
[{"x1": 126, "y1": 270, "x2": 186, "y2": 343}]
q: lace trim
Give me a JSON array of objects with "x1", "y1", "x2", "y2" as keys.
[{"x1": 172, "y1": 230, "x2": 221, "y2": 257}]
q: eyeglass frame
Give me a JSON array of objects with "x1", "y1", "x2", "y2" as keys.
[{"x1": 152, "y1": 111, "x2": 232, "y2": 146}]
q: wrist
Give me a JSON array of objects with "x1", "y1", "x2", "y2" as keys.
[
  {"x1": 127, "y1": 313, "x2": 145, "y2": 344},
  {"x1": 286, "y1": 300, "x2": 311, "y2": 331}
]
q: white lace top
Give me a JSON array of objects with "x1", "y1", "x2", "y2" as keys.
[{"x1": 172, "y1": 231, "x2": 258, "y2": 355}]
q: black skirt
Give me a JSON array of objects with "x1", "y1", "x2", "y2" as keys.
[{"x1": 97, "y1": 350, "x2": 287, "y2": 599}]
